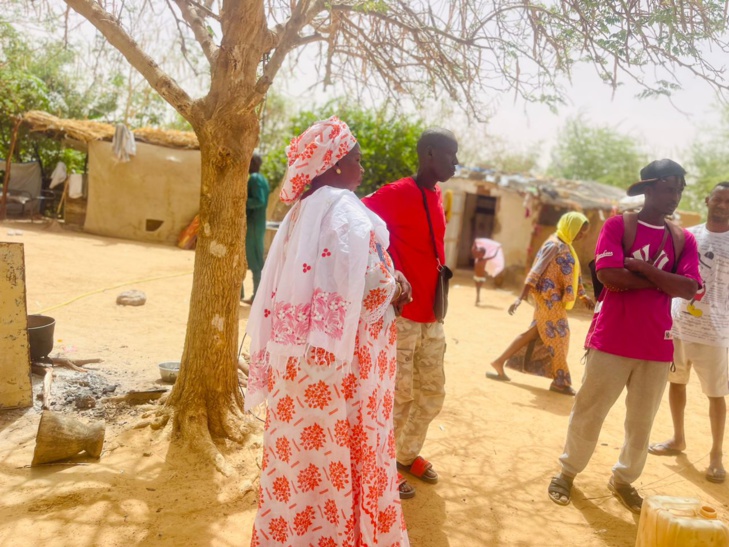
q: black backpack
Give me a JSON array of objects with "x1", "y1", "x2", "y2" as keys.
[{"x1": 588, "y1": 212, "x2": 685, "y2": 300}]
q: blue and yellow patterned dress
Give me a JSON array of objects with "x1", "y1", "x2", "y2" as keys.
[{"x1": 505, "y1": 235, "x2": 586, "y2": 389}]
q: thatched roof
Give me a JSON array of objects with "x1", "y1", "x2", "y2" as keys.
[
  {"x1": 21, "y1": 111, "x2": 199, "y2": 150},
  {"x1": 460, "y1": 167, "x2": 626, "y2": 211}
]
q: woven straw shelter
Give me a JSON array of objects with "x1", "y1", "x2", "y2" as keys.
[
  {"x1": 18, "y1": 111, "x2": 202, "y2": 245},
  {"x1": 22, "y1": 111, "x2": 199, "y2": 150}
]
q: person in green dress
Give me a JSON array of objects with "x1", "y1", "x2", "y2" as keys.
[{"x1": 241, "y1": 153, "x2": 270, "y2": 304}]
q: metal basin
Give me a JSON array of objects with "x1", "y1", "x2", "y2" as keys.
[{"x1": 158, "y1": 361, "x2": 180, "y2": 383}]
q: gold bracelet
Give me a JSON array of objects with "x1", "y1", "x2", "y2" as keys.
[
  {"x1": 394, "y1": 282, "x2": 402, "y2": 300},
  {"x1": 605, "y1": 284, "x2": 627, "y2": 293}
]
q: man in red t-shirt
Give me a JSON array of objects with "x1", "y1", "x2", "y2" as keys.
[{"x1": 363, "y1": 128, "x2": 458, "y2": 499}]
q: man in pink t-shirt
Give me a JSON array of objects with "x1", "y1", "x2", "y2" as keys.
[{"x1": 547, "y1": 159, "x2": 701, "y2": 514}]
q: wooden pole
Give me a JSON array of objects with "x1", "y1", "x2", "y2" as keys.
[
  {"x1": 56, "y1": 179, "x2": 68, "y2": 218},
  {"x1": 42, "y1": 368, "x2": 53, "y2": 410},
  {"x1": 0, "y1": 117, "x2": 22, "y2": 221}
]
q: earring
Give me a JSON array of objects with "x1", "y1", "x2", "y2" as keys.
[{"x1": 335, "y1": 167, "x2": 342, "y2": 174}]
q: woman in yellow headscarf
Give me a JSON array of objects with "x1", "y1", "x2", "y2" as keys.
[{"x1": 487, "y1": 212, "x2": 594, "y2": 395}]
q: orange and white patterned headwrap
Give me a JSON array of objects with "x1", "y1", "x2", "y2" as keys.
[{"x1": 279, "y1": 116, "x2": 357, "y2": 204}]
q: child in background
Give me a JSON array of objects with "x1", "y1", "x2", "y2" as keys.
[{"x1": 472, "y1": 238, "x2": 504, "y2": 305}]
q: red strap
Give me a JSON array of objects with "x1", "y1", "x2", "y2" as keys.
[{"x1": 409, "y1": 456, "x2": 432, "y2": 478}]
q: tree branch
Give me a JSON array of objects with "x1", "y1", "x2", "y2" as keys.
[
  {"x1": 244, "y1": 0, "x2": 327, "y2": 110},
  {"x1": 61, "y1": 0, "x2": 729, "y2": 127},
  {"x1": 174, "y1": 0, "x2": 220, "y2": 65},
  {"x1": 164, "y1": 0, "x2": 204, "y2": 75},
  {"x1": 63, "y1": 0, "x2": 195, "y2": 121},
  {"x1": 188, "y1": 0, "x2": 220, "y2": 22}
]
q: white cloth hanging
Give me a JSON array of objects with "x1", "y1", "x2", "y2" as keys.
[
  {"x1": 49, "y1": 162, "x2": 67, "y2": 189},
  {"x1": 67, "y1": 174, "x2": 83, "y2": 199},
  {"x1": 112, "y1": 124, "x2": 136, "y2": 162}
]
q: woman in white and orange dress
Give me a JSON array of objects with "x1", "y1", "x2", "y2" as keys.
[{"x1": 246, "y1": 117, "x2": 411, "y2": 546}]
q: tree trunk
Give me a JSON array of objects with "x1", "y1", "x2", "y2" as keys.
[{"x1": 166, "y1": 109, "x2": 260, "y2": 473}]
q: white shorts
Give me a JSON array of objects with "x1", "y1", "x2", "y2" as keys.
[
  {"x1": 473, "y1": 276, "x2": 487, "y2": 283},
  {"x1": 670, "y1": 338, "x2": 729, "y2": 398}
]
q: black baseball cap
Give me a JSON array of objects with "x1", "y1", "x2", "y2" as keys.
[{"x1": 627, "y1": 159, "x2": 686, "y2": 196}]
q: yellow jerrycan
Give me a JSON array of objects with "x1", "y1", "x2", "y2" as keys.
[{"x1": 636, "y1": 496, "x2": 729, "y2": 547}]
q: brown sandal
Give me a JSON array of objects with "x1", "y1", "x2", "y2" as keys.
[
  {"x1": 608, "y1": 477, "x2": 643, "y2": 514},
  {"x1": 398, "y1": 473, "x2": 415, "y2": 499}
]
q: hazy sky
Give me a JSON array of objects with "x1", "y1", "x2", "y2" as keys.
[
  {"x1": 486, "y1": 62, "x2": 722, "y2": 167},
  {"x1": 274, "y1": 49, "x2": 726, "y2": 171}
]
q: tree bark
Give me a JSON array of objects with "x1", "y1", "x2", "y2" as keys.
[
  {"x1": 62, "y1": 0, "x2": 278, "y2": 470},
  {"x1": 165, "y1": 108, "x2": 260, "y2": 472}
]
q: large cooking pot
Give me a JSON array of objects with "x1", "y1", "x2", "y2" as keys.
[{"x1": 27, "y1": 315, "x2": 56, "y2": 361}]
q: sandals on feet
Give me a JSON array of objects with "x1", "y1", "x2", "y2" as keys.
[
  {"x1": 397, "y1": 473, "x2": 415, "y2": 499},
  {"x1": 397, "y1": 456, "x2": 439, "y2": 484},
  {"x1": 549, "y1": 384, "x2": 576, "y2": 396},
  {"x1": 608, "y1": 477, "x2": 643, "y2": 514},
  {"x1": 547, "y1": 476, "x2": 573, "y2": 506},
  {"x1": 647, "y1": 442, "x2": 683, "y2": 456},
  {"x1": 486, "y1": 371, "x2": 511, "y2": 382},
  {"x1": 706, "y1": 467, "x2": 726, "y2": 484}
]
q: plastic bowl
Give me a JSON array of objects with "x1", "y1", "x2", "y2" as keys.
[{"x1": 158, "y1": 361, "x2": 180, "y2": 383}]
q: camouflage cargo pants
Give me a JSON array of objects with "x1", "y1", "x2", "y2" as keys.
[{"x1": 394, "y1": 317, "x2": 447, "y2": 466}]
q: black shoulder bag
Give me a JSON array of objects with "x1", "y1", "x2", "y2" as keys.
[{"x1": 420, "y1": 186, "x2": 453, "y2": 323}]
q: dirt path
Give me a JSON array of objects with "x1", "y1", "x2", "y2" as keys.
[{"x1": 1, "y1": 220, "x2": 727, "y2": 546}]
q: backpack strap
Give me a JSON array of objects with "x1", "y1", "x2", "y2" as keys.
[
  {"x1": 590, "y1": 212, "x2": 638, "y2": 300},
  {"x1": 624, "y1": 211, "x2": 685, "y2": 272},
  {"x1": 648, "y1": 228, "x2": 670, "y2": 265},
  {"x1": 665, "y1": 219, "x2": 686, "y2": 273},
  {"x1": 622, "y1": 212, "x2": 639, "y2": 255}
]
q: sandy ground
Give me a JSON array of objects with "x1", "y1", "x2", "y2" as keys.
[{"x1": 1, "y1": 219, "x2": 728, "y2": 547}]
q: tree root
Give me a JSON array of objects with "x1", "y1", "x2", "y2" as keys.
[
  {"x1": 133, "y1": 406, "x2": 171, "y2": 430},
  {"x1": 173, "y1": 410, "x2": 237, "y2": 476},
  {"x1": 140, "y1": 380, "x2": 256, "y2": 473},
  {"x1": 215, "y1": 406, "x2": 253, "y2": 443},
  {"x1": 151, "y1": 413, "x2": 171, "y2": 430},
  {"x1": 194, "y1": 432, "x2": 234, "y2": 476},
  {"x1": 133, "y1": 408, "x2": 235, "y2": 475}
]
